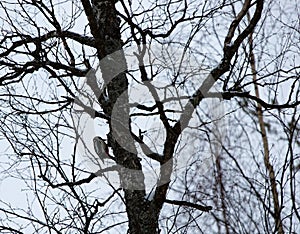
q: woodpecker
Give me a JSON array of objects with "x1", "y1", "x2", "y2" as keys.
[{"x1": 93, "y1": 136, "x2": 110, "y2": 163}]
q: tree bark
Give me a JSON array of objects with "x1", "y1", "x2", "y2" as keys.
[
  {"x1": 248, "y1": 20, "x2": 284, "y2": 234},
  {"x1": 81, "y1": 0, "x2": 163, "y2": 232}
]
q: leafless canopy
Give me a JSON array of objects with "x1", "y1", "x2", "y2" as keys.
[{"x1": 0, "y1": 0, "x2": 299, "y2": 233}]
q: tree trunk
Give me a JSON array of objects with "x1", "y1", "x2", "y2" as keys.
[
  {"x1": 248, "y1": 20, "x2": 284, "y2": 234},
  {"x1": 82, "y1": 1, "x2": 164, "y2": 232}
]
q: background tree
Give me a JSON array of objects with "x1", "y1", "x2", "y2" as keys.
[{"x1": 0, "y1": 0, "x2": 299, "y2": 233}]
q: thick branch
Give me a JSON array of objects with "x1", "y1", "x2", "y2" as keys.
[
  {"x1": 0, "y1": 31, "x2": 95, "y2": 58},
  {"x1": 40, "y1": 165, "x2": 119, "y2": 188},
  {"x1": 207, "y1": 91, "x2": 300, "y2": 109},
  {"x1": 165, "y1": 199, "x2": 212, "y2": 212}
]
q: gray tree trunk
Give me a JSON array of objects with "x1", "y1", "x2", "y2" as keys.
[{"x1": 82, "y1": 0, "x2": 165, "y2": 233}]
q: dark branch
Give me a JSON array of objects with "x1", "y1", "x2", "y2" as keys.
[
  {"x1": 40, "y1": 165, "x2": 119, "y2": 188},
  {"x1": 165, "y1": 199, "x2": 213, "y2": 212},
  {"x1": 207, "y1": 91, "x2": 300, "y2": 109}
]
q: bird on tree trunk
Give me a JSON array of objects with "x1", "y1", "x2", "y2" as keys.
[{"x1": 93, "y1": 136, "x2": 114, "y2": 163}]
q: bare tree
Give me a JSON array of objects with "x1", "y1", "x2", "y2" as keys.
[{"x1": 0, "y1": 0, "x2": 299, "y2": 233}]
